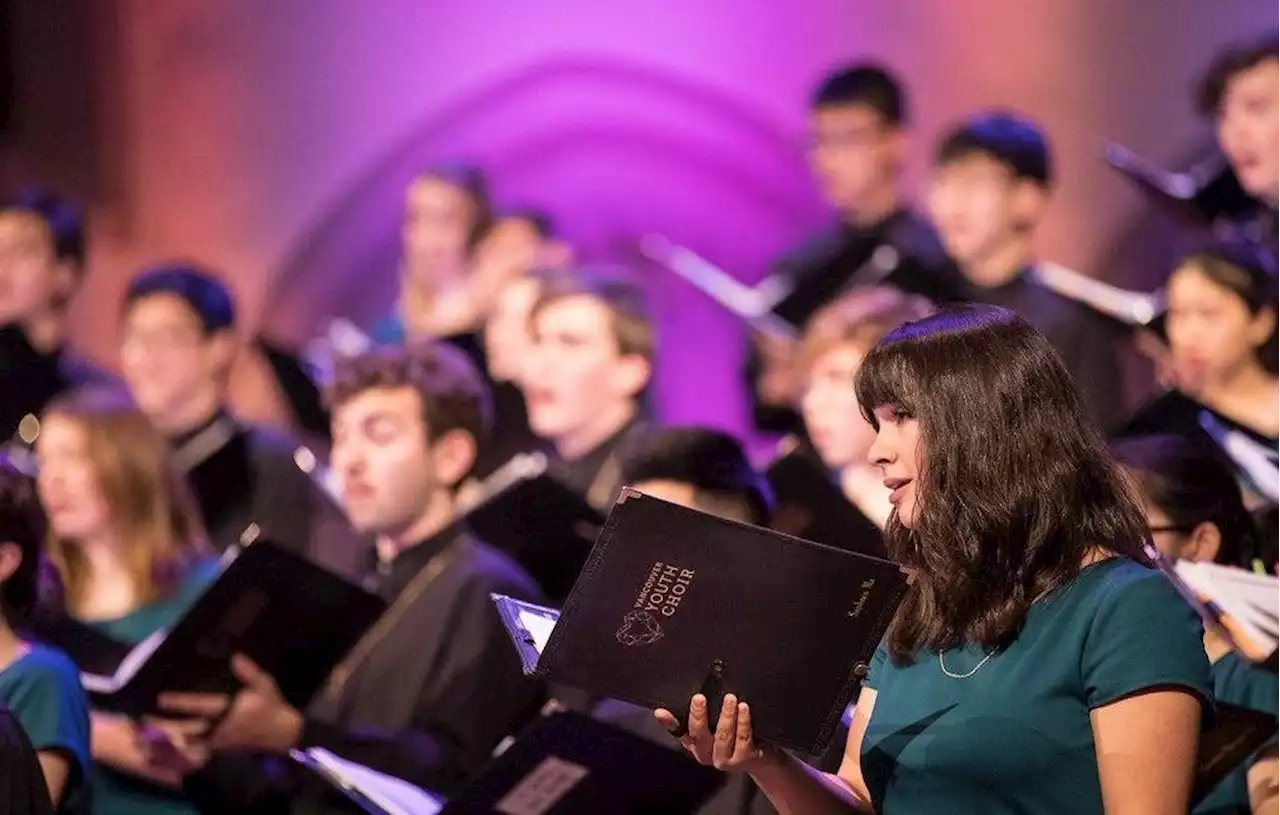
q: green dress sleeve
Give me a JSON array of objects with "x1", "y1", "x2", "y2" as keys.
[
  {"x1": 1081, "y1": 566, "x2": 1213, "y2": 712},
  {"x1": 0, "y1": 646, "x2": 92, "y2": 809}
]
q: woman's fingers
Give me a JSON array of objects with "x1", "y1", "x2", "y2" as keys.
[
  {"x1": 655, "y1": 707, "x2": 698, "y2": 754},
  {"x1": 687, "y1": 694, "x2": 715, "y2": 762},
  {"x1": 660, "y1": 695, "x2": 762, "y2": 769},
  {"x1": 711, "y1": 694, "x2": 740, "y2": 768},
  {"x1": 732, "y1": 702, "x2": 757, "y2": 764},
  {"x1": 654, "y1": 708, "x2": 680, "y2": 731}
]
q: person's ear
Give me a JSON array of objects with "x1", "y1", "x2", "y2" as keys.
[
  {"x1": 0, "y1": 542, "x2": 22, "y2": 585},
  {"x1": 49, "y1": 259, "x2": 80, "y2": 310},
  {"x1": 882, "y1": 127, "x2": 907, "y2": 171},
  {"x1": 1247, "y1": 306, "x2": 1276, "y2": 350},
  {"x1": 429, "y1": 428, "x2": 478, "y2": 489},
  {"x1": 205, "y1": 330, "x2": 240, "y2": 381},
  {"x1": 1010, "y1": 180, "x2": 1047, "y2": 232},
  {"x1": 1184, "y1": 521, "x2": 1223, "y2": 563},
  {"x1": 613, "y1": 353, "x2": 652, "y2": 401}
]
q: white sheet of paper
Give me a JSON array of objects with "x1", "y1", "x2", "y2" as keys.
[
  {"x1": 307, "y1": 748, "x2": 443, "y2": 815},
  {"x1": 518, "y1": 608, "x2": 558, "y2": 655}
]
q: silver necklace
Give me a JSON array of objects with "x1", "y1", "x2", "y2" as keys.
[{"x1": 938, "y1": 650, "x2": 995, "y2": 679}]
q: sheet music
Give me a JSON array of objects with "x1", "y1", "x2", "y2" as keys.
[
  {"x1": 301, "y1": 748, "x2": 444, "y2": 815},
  {"x1": 518, "y1": 608, "x2": 558, "y2": 655},
  {"x1": 640, "y1": 234, "x2": 798, "y2": 340},
  {"x1": 1175, "y1": 560, "x2": 1279, "y2": 659},
  {"x1": 1031, "y1": 262, "x2": 1164, "y2": 327}
]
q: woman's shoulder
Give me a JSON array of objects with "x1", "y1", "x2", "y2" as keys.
[
  {"x1": 2, "y1": 644, "x2": 82, "y2": 691},
  {"x1": 1041, "y1": 557, "x2": 1198, "y2": 642},
  {"x1": 1056, "y1": 556, "x2": 1168, "y2": 606}
]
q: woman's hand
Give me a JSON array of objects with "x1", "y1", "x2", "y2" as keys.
[
  {"x1": 655, "y1": 693, "x2": 777, "y2": 772},
  {"x1": 90, "y1": 711, "x2": 193, "y2": 788}
]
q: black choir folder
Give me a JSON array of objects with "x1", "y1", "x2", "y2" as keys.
[
  {"x1": 499, "y1": 489, "x2": 911, "y2": 755},
  {"x1": 33, "y1": 541, "x2": 385, "y2": 716},
  {"x1": 764, "y1": 436, "x2": 888, "y2": 559},
  {"x1": 294, "y1": 711, "x2": 722, "y2": 815},
  {"x1": 460, "y1": 452, "x2": 605, "y2": 602}
]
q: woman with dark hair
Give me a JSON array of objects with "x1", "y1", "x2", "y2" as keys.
[
  {"x1": 1113, "y1": 434, "x2": 1257, "y2": 568},
  {"x1": 1114, "y1": 433, "x2": 1278, "y2": 815},
  {"x1": 1125, "y1": 242, "x2": 1279, "y2": 568},
  {"x1": 659, "y1": 305, "x2": 1212, "y2": 813},
  {"x1": 0, "y1": 463, "x2": 90, "y2": 813}
]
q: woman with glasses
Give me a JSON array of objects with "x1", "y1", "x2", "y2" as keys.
[{"x1": 1114, "y1": 433, "x2": 1278, "y2": 815}]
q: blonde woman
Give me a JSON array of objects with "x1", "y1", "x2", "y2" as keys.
[{"x1": 35, "y1": 388, "x2": 217, "y2": 815}]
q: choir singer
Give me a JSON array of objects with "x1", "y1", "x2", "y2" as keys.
[{"x1": 659, "y1": 305, "x2": 1213, "y2": 814}]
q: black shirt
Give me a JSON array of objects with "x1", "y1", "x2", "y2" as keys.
[
  {"x1": 1117, "y1": 389, "x2": 1278, "y2": 570},
  {"x1": 0, "y1": 324, "x2": 116, "y2": 442},
  {"x1": 966, "y1": 268, "x2": 1129, "y2": 432},
  {"x1": 168, "y1": 410, "x2": 331, "y2": 558},
  {"x1": 185, "y1": 527, "x2": 545, "y2": 813},
  {"x1": 552, "y1": 414, "x2": 652, "y2": 512}
]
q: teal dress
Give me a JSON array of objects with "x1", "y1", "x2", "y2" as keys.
[
  {"x1": 1195, "y1": 651, "x2": 1279, "y2": 815},
  {"x1": 0, "y1": 644, "x2": 91, "y2": 815},
  {"x1": 862, "y1": 558, "x2": 1213, "y2": 814},
  {"x1": 85, "y1": 558, "x2": 220, "y2": 815}
]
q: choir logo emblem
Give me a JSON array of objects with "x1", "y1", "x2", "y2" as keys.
[{"x1": 618, "y1": 561, "x2": 696, "y2": 647}]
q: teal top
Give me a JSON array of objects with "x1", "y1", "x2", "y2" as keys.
[
  {"x1": 0, "y1": 644, "x2": 92, "y2": 815},
  {"x1": 85, "y1": 557, "x2": 221, "y2": 815},
  {"x1": 862, "y1": 558, "x2": 1213, "y2": 814},
  {"x1": 1195, "y1": 651, "x2": 1279, "y2": 815}
]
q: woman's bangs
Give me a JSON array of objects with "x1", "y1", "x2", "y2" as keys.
[{"x1": 854, "y1": 342, "x2": 918, "y2": 426}]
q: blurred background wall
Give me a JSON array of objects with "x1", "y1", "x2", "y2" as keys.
[{"x1": 2, "y1": 0, "x2": 1276, "y2": 435}]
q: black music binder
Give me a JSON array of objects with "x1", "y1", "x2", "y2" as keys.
[
  {"x1": 461, "y1": 453, "x2": 605, "y2": 603},
  {"x1": 500, "y1": 490, "x2": 911, "y2": 755},
  {"x1": 35, "y1": 542, "x2": 385, "y2": 716},
  {"x1": 764, "y1": 437, "x2": 887, "y2": 559}
]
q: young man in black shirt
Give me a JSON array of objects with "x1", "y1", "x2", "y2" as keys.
[
  {"x1": 118, "y1": 265, "x2": 345, "y2": 562},
  {"x1": 746, "y1": 64, "x2": 962, "y2": 434},
  {"x1": 162, "y1": 342, "x2": 544, "y2": 808},
  {"x1": 522, "y1": 268, "x2": 656, "y2": 511},
  {"x1": 927, "y1": 111, "x2": 1128, "y2": 430},
  {"x1": 0, "y1": 190, "x2": 113, "y2": 446}
]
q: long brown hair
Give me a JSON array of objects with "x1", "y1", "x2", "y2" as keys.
[
  {"x1": 855, "y1": 305, "x2": 1150, "y2": 663},
  {"x1": 41, "y1": 388, "x2": 206, "y2": 612}
]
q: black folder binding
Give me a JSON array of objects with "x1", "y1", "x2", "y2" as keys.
[
  {"x1": 507, "y1": 490, "x2": 911, "y2": 755},
  {"x1": 1192, "y1": 700, "x2": 1279, "y2": 806},
  {"x1": 19, "y1": 609, "x2": 133, "y2": 678},
  {"x1": 460, "y1": 452, "x2": 605, "y2": 603},
  {"x1": 764, "y1": 437, "x2": 888, "y2": 559},
  {"x1": 294, "y1": 711, "x2": 724, "y2": 815},
  {"x1": 33, "y1": 541, "x2": 386, "y2": 716}
]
